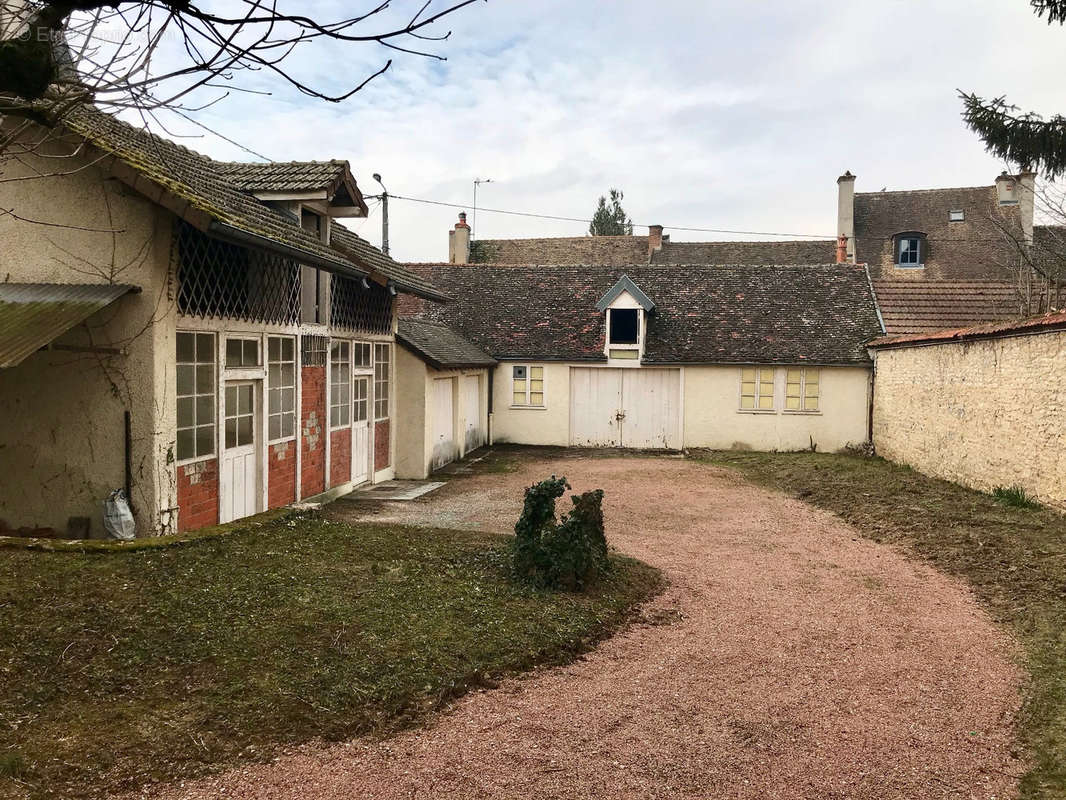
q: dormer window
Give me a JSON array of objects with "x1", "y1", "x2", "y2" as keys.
[
  {"x1": 595, "y1": 274, "x2": 655, "y2": 365},
  {"x1": 609, "y1": 308, "x2": 639, "y2": 344},
  {"x1": 894, "y1": 232, "x2": 926, "y2": 268}
]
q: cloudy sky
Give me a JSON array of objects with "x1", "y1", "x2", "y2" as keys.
[{"x1": 153, "y1": 1, "x2": 1066, "y2": 262}]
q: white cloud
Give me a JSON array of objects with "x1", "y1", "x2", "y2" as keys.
[{"x1": 149, "y1": 0, "x2": 1066, "y2": 261}]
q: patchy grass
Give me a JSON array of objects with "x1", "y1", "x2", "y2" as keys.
[
  {"x1": 993, "y1": 485, "x2": 1045, "y2": 511},
  {"x1": 697, "y1": 450, "x2": 1066, "y2": 799},
  {"x1": 0, "y1": 513, "x2": 660, "y2": 799}
]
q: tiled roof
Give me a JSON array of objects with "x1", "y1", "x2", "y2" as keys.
[
  {"x1": 651, "y1": 239, "x2": 836, "y2": 265},
  {"x1": 62, "y1": 106, "x2": 443, "y2": 300},
  {"x1": 854, "y1": 186, "x2": 1024, "y2": 280},
  {"x1": 471, "y1": 236, "x2": 650, "y2": 265},
  {"x1": 0, "y1": 283, "x2": 138, "y2": 368},
  {"x1": 396, "y1": 319, "x2": 496, "y2": 369},
  {"x1": 330, "y1": 225, "x2": 447, "y2": 301},
  {"x1": 407, "y1": 264, "x2": 882, "y2": 365},
  {"x1": 871, "y1": 279, "x2": 1023, "y2": 335},
  {"x1": 1034, "y1": 225, "x2": 1066, "y2": 278},
  {"x1": 215, "y1": 160, "x2": 350, "y2": 193},
  {"x1": 869, "y1": 309, "x2": 1066, "y2": 349}
]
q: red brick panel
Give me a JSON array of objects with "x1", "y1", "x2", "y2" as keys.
[
  {"x1": 177, "y1": 458, "x2": 219, "y2": 533},
  {"x1": 301, "y1": 365, "x2": 326, "y2": 498},
  {"x1": 374, "y1": 419, "x2": 390, "y2": 472},
  {"x1": 268, "y1": 440, "x2": 297, "y2": 509},
  {"x1": 330, "y1": 428, "x2": 351, "y2": 487}
]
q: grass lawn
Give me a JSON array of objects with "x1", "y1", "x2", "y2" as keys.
[
  {"x1": 701, "y1": 450, "x2": 1066, "y2": 800},
  {"x1": 0, "y1": 513, "x2": 661, "y2": 799}
]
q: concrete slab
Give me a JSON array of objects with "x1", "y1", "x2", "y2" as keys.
[{"x1": 348, "y1": 480, "x2": 446, "y2": 502}]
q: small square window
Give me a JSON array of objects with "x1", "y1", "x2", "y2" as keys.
[
  {"x1": 512, "y1": 365, "x2": 544, "y2": 407},
  {"x1": 949, "y1": 209, "x2": 965, "y2": 222},
  {"x1": 609, "y1": 308, "x2": 639, "y2": 344}
]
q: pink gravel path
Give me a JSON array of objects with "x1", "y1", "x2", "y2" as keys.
[{"x1": 133, "y1": 455, "x2": 1024, "y2": 799}]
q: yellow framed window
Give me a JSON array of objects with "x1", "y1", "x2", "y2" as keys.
[
  {"x1": 512, "y1": 365, "x2": 545, "y2": 407},
  {"x1": 785, "y1": 368, "x2": 820, "y2": 412},
  {"x1": 740, "y1": 367, "x2": 775, "y2": 411}
]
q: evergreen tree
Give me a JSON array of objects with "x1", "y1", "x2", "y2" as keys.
[
  {"x1": 960, "y1": 1, "x2": 1066, "y2": 177},
  {"x1": 589, "y1": 188, "x2": 634, "y2": 236}
]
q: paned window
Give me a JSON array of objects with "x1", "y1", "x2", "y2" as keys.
[
  {"x1": 512, "y1": 365, "x2": 545, "y2": 407},
  {"x1": 267, "y1": 336, "x2": 296, "y2": 440},
  {"x1": 176, "y1": 332, "x2": 216, "y2": 460},
  {"x1": 785, "y1": 368, "x2": 820, "y2": 412},
  {"x1": 330, "y1": 340, "x2": 352, "y2": 428},
  {"x1": 374, "y1": 343, "x2": 391, "y2": 420},
  {"x1": 740, "y1": 367, "x2": 775, "y2": 411}
]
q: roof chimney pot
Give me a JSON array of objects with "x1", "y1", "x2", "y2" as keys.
[{"x1": 449, "y1": 212, "x2": 471, "y2": 263}]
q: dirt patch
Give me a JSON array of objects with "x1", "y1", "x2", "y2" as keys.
[{"x1": 136, "y1": 453, "x2": 1023, "y2": 799}]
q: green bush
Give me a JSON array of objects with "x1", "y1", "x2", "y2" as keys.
[{"x1": 513, "y1": 476, "x2": 610, "y2": 590}]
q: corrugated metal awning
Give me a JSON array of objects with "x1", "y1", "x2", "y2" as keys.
[{"x1": 0, "y1": 283, "x2": 139, "y2": 368}]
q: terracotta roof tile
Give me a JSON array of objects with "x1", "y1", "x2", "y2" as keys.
[
  {"x1": 871, "y1": 279, "x2": 1023, "y2": 335},
  {"x1": 652, "y1": 240, "x2": 836, "y2": 265},
  {"x1": 869, "y1": 309, "x2": 1066, "y2": 348}
]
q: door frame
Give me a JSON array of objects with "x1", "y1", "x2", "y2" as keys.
[{"x1": 350, "y1": 369, "x2": 373, "y2": 485}]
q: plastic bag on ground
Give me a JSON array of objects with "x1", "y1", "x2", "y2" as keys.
[{"x1": 102, "y1": 489, "x2": 136, "y2": 540}]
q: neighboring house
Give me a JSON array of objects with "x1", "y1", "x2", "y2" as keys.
[
  {"x1": 404, "y1": 231, "x2": 883, "y2": 453},
  {"x1": 0, "y1": 106, "x2": 445, "y2": 537},
  {"x1": 837, "y1": 170, "x2": 1033, "y2": 281},
  {"x1": 394, "y1": 319, "x2": 496, "y2": 479}
]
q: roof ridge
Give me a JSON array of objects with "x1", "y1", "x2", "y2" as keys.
[{"x1": 857, "y1": 185, "x2": 994, "y2": 196}]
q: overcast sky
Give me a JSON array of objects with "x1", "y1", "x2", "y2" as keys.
[{"x1": 156, "y1": 1, "x2": 1066, "y2": 262}]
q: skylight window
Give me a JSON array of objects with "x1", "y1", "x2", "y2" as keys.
[{"x1": 949, "y1": 209, "x2": 965, "y2": 222}]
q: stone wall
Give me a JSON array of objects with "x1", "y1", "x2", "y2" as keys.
[{"x1": 873, "y1": 330, "x2": 1066, "y2": 508}]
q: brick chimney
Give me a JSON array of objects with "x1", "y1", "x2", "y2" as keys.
[
  {"x1": 448, "y1": 212, "x2": 470, "y2": 264},
  {"x1": 835, "y1": 234, "x2": 848, "y2": 264},
  {"x1": 836, "y1": 170, "x2": 856, "y2": 263},
  {"x1": 648, "y1": 224, "x2": 664, "y2": 258}
]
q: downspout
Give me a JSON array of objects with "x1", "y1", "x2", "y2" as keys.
[
  {"x1": 487, "y1": 366, "x2": 495, "y2": 445},
  {"x1": 124, "y1": 410, "x2": 134, "y2": 512}
]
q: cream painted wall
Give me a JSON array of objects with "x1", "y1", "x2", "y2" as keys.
[
  {"x1": 0, "y1": 133, "x2": 178, "y2": 536},
  {"x1": 394, "y1": 346, "x2": 491, "y2": 480},
  {"x1": 490, "y1": 362, "x2": 573, "y2": 446},
  {"x1": 873, "y1": 332, "x2": 1066, "y2": 509},
  {"x1": 684, "y1": 365, "x2": 871, "y2": 451},
  {"x1": 487, "y1": 361, "x2": 871, "y2": 452}
]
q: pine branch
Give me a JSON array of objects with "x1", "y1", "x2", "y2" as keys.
[
  {"x1": 959, "y1": 91, "x2": 1066, "y2": 178},
  {"x1": 1032, "y1": 0, "x2": 1066, "y2": 24}
]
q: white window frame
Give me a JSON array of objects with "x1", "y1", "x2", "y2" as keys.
[
  {"x1": 604, "y1": 293, "x2": 644, "y2": 365},
  {"x1": 224, "y1": 335, "x2": 262, "y2": 369},
  {"x1": 784, "y1": 367, "x2": 821, "y2": 414},
  {"x1": 330, "y1": 339, "x2": 352, "y2": 430},
  {"x1": 896, "y1": 235, "x2": 923, "y2": 267},
  {"x1": 511, "y1": 364, "x2": 546, "y2": 408},
  {"x1": 738, "y1": 366, "x2": 775, "y2": 413},
  {"x1": 948, "y1": 209, "x2": 965, "y2": 222},
  {"x1": 266, "y1": 335, "x2": 297, "y2": 443},
  {"x1": 374, "y1": 343, "x2": 391, "y2": 421},
  {"x1": 176, "y1": 331, "x2": 217, "y2": 464}
]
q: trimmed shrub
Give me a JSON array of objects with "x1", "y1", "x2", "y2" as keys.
[{"x1": 513, "y1": 476, "x2": 610, "y2": 590}]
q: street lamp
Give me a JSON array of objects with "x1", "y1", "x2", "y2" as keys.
[{"x1": 372, "y1": 172, "x2": 389, "y2": 255}]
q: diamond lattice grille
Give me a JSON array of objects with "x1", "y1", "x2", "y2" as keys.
[
  {"x1": 330, "y1": 275, "x2": 393, "y2": 335},
  {"x1": 177, "y1": 222, "x2": 300, "y2": 325}
]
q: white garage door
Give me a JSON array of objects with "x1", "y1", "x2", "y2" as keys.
[
  {"x1": 569, "y1": 367, "x2": 681, "y2": 449},
  {"x1": 462, "y1": 375, "x2": 485, "y2": 452},
  {"x1": 431, "y1": 378, "x2": 456, "y2": 469}
]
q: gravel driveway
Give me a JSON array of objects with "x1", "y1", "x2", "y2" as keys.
[{"x1": 138, "y1": 452, "x2": 1023, "y2": 799}]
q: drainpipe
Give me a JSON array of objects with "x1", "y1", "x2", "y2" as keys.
[
  {"x1": 487, "y1": 367, "x2": 495, "y2": 445},
  {"x1": 124, "y1": 410, "x2": 134, "y2": 512}
]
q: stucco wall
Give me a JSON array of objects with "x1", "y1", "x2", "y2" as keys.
[
  {"x1": 394, "y1": 347, "x2": 490, "y2": 480},
  {"x1": 0, "y1": 136, "x2": 177, "y2": 536},
  {"x1": 684, "y1": 365, "x2": 871, "y2": 452},
  {"x1": 488, "y1": 362, "x2": 870, "y2": 451},
  {"x1": 873, "y1": 332, "x2": 1066, "y2": 508},
  {"x1": 490, "y1": 362, "x2": 572, "y2": 446}
]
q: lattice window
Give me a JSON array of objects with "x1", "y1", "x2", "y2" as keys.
[
  {"x1": 331, "y1": 275, "x2": 393, "y2": 334},
  {"x1": 301, "y1": 334, "x2": 328, "y2": 367},
  {"x1": 177, "y1": 222, "x2": 300, "y2": 325}
]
